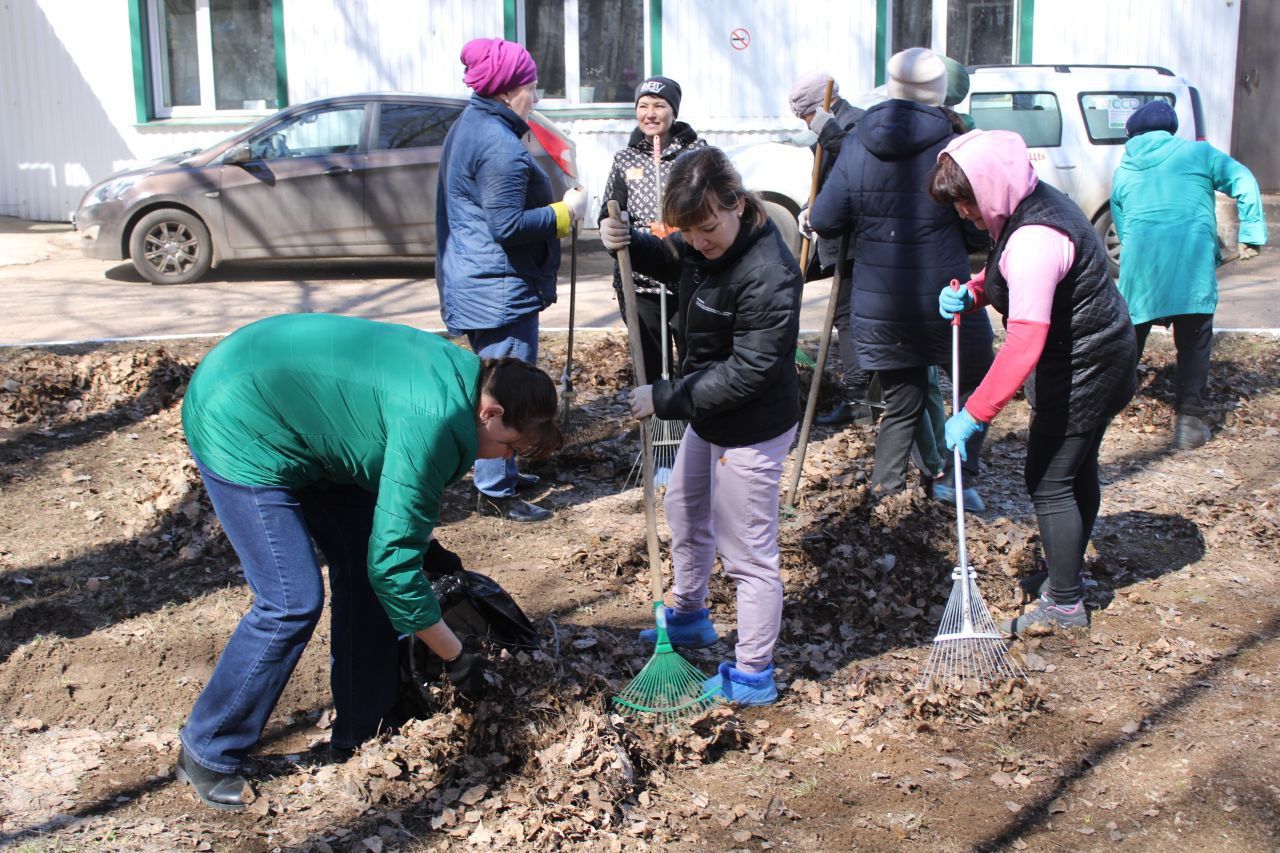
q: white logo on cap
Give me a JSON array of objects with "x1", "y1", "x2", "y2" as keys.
[{"x1": 639, "y1": 80, "x2": 666, "y2": 95}]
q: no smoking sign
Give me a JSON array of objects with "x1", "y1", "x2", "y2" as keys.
[{"x1": 730, "y1": 28, "x2": 750, "y2": 50}]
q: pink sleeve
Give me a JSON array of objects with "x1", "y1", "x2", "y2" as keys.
[
  {"x1": 966, "y1": 268, "x2": 988, "y2": 308},
  {"x1": 965, "y1": 226, "x2": 1074, "y2": 423}
]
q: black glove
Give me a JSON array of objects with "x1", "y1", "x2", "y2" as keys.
[
  {"x1": 444, "y1": 650, "x2": 488, "y2": 701},
  {"x1": 423, "y1": 539, "x2": 464, "y2": 579}
]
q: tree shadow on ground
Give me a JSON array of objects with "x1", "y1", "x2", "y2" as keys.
[
  {"x1": 976, "y1": 610, "x2": 1280, "y2": 851},
  {"x1": 0, "y1": 708, "x2": 326, "y2": 847}
]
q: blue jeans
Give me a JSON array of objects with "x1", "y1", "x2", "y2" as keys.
[
  {"x1": 466, "y1": 313, "x2": 539, "y2": 497},
  {"x1": 181, "y1": 457, "x2": 401, "y2": 773}
]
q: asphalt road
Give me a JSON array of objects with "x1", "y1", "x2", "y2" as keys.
[{"x1": 1, "y1": 216, "x2": 1277, "y2": 347}]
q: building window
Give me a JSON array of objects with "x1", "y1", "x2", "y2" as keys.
[
  {"x1": 946, "y1": 0, "x2": 1014, "y2": 65},
  {"x1": 883, "y1": 0, "x2": 1027, "y2": 79},
  {"x1": 518, "y1": 0, "x2": 647, "y2": 105},
  {"x1": 133, "y1": 0, "x2": 286, "y2": 120}
]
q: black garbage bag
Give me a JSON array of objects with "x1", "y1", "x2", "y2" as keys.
[{"x1": 397, "y1": 540, "x2": 539, "y2": 718}]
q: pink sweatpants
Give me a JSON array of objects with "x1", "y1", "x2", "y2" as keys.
[{"x1": 663, "y1": 425, "x2": 796, "y2": 673}]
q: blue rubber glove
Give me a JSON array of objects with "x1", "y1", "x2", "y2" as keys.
[
  {"x1": 938, "y1": 283, "x2": 975, "y2": 319},
  {"x1": 943, "y1": 409, "x2": 986, "y2": 462}
]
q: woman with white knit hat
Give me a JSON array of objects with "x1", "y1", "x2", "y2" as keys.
[{"x1": 809, "y1": 47, "x2": 992, "y2": 499}]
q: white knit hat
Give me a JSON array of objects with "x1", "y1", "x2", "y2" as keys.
[{"x1": 886, "y1": 47, "x2": 947, "y2": 107}]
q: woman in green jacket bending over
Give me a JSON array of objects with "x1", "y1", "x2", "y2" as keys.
[{"x1": 173, "y1": 313, "x2": 561, "y2": 810}]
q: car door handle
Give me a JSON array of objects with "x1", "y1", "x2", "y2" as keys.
[
  {"x1": 1056, "y1": 164, "x2": 1077, "y2": 170},
  {"x1": 324, "y1": 167, "x2": 354, "y2": 176}
]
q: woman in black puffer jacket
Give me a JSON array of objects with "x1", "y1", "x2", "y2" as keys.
[
  {"x1": 600, "y1": 146, "x2": 802, "y2": 707},
  {"x1": 809, "y1": 48, "x2": 993, "y2": 496}
]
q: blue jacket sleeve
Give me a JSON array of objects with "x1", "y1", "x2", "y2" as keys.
[
  {"x1": 1110, "y1": 174, "x2": 1127, "y2": 244},
  {"x1": 477, "y1": 141, "x2": 558, "y2": 246},
  {"x1": 1206, "y1": 145, "x2": 1268, "y2": 246},
  {"x1": 808, "y1": 142, "x2": 855, "y2": 238}
]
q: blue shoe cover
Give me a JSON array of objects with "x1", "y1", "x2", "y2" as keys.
[
  {"x1": 702, "y1": 662, "x2": 777, "y2": 707},
  {"x1": 932, "y1": 482, "x2": 986, "y2": 513},
  {"x1": 638, "y1": 607, "x2": 718, "y2": 649}
]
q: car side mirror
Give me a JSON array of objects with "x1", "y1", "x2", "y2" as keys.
[{"x1": 223, "y1": 142, "x2": 253, "y2": 165}]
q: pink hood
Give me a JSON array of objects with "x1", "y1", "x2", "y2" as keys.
[{"x1": 940, "y1": 130, "x2": 1038, "y2": 240}]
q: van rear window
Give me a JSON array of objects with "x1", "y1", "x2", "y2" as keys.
[
  {"x1": 1079, "y1": 92, "x2": 1175, "y2": 144},
  {"x1": 969, "y1": 92, "x2": 1062, "y2": 148}
]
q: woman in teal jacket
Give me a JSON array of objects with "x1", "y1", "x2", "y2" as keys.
[
  {"x1": 174, "y1": 313, "x2": 561, "y2": 810},
  {"x1": 1111, "y1": 100, "x2": 1267, "y2": 449}
]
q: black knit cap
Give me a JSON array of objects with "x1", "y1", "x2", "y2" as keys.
[
  {"x1": 635, "y1": 75, "x2": 682, "y2": 117},
  {"x1": 1126, "y1": 100, "x2": 1178, "y2": 137}
]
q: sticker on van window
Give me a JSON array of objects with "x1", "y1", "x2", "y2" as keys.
[{"x1": 1085, "y1": 95, "x2": 1143, "y2": 129}]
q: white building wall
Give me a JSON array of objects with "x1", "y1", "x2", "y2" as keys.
[
  {"x1": 0, "y1": 0, "x2": 1250, "y2": 222},
  {"x1": 0, "y1": 0, "x2": 503, "y2": 222},
  {"x1": 1031, "y1": 0, "x2": 1240, "y2": 151},
  {"x1": 282, "y1": 0, "x2": 498, "y2": 102},
  {"x1": 1, "y1": 0, "x2": 139, "y2": 220},
  {"x1": 573, "y1": 0, "x2": 880, "y2": 220}
]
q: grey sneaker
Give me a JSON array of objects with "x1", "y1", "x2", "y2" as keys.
[
  {"x1": 1000, "y1": 594, "x2": 1089, "y2": 635},
  {"x1": 1172, "y1": 414, "x2": 1210, "y2": 450}
]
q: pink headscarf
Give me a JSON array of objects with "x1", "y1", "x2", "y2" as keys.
[
  {"x1": 461, "y1": 38, "x2": 537, "y2": 98},
  {"x1": 940, "y1": 129, "x2": 1039, "y2": 240}
]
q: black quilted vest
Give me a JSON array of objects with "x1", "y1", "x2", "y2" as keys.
[{"x1": 984, "y1": 182, "x2": 1136, "y2": 434}]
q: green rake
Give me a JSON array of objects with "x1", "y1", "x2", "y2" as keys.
[{"x1": 607, "y1": 200, "x2": 718, "y2": 727}]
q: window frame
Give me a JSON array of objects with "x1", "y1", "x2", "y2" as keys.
[
  {"x1": 1077, "y1": 91, "x2": 1176, "y2": 146},
  {"x1": 876, "y1": 0, "x2": 1034, "y2": 85},
  {"x1": 129, "y1": 0, "x2": 287, "y2": 124},
  {"x1": 507, "y1": 0, "x2": 660, "y2": 113}
]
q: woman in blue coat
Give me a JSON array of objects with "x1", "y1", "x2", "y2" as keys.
[
  {"x1": 1111, "y1": 100, "x2": 1268, "y2": 450},
  {"x1": 436, "y1": 37, "x2": 587, "y2": 521}
]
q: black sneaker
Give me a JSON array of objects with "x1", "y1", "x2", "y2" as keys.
[
  {"x1": 175, "y1": 747, "x2": 254, "y2": 811},
  {"x1": 1172, "y1": 414, "x2": 1210, "y2": 450},
  {"x1": 815, "y1": 400, "x2": 858, "y2": 426},
  {"x1": 476, "y1": 494, "x2": 552, "y2": 522}
]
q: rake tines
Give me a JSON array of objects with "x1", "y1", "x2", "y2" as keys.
[
  {"x1": 920, "y1": 285, "x2": 1023, "y2": 690},
  {"x1": 614, "y1": 606, "x2": 719, "y2": 728},
  {"x1": 919, "y1": 563, "x2": 1023, "y2": 688},
  {"x1": 650, "y1": 415, "x2": 684, "y2": 486}
]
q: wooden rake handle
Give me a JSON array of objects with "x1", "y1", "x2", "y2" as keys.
[{"x1": 608, "y1": 200, "x2": 664, "y2": 602}]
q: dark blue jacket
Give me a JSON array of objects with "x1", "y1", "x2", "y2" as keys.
[
  {"x1": 809, "y1": 99, "x2": 985, "y2": 370},
  {"x1": 436, "y1": 95, "x2": 559, "y2": 332}
]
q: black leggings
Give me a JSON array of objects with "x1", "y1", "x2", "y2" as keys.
[
  {"x1": 1134, "y1": 313, "x2": 1213, "y2": 417},
  {"x1": 1024, "y1": 422, "x2": 1110, "y2": 605}
]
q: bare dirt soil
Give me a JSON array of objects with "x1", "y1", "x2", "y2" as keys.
[{"x1": 1, "y1": 331, "x2": 1278, "y2": 852}]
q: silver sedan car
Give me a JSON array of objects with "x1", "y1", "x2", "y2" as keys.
[{"x1": 74, "y1": 93, "x2": 578, "y2": 284}]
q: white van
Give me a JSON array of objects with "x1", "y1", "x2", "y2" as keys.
[
  {"x1": 730, "y1": 64, "x2": 1205, "y2": 274},
  {"x1": 956, "y1": 64, "x2": 1204, "y2": 272}
]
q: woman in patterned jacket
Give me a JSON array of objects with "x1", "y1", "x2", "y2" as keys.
[{"x1": 598, "y1": 75, "x2": 707, "y2": 384}]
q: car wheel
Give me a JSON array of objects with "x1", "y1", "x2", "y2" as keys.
[
  {"x1": 762, "y1": 200, "x2": 801, "y2": 260},
  {"x1": 1093, "y1": 207, "x2": 1121, "y2": 278},
  {"x1": 129, "y1": 208, "x2": 212, "y2": 285}
]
